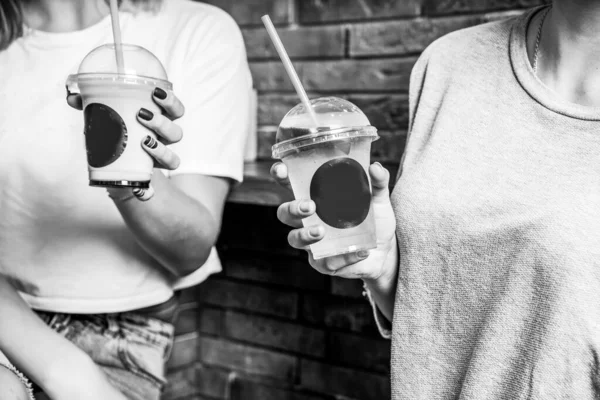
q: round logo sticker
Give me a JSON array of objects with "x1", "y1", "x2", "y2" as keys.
[
  {"x1": 84, "y1": 103, "x2": 127, "y2": 168},
  {"x1": 310, "y1": 157, "x2": 371, "y2": 229}
]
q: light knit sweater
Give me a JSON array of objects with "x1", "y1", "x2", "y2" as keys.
[{"x1": 374, "y1": 5, "x2": 600, "y2": 399}]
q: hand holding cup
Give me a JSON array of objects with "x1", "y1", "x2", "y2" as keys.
[{"x1": 271, "y1": 161, "x2": 397, "y2": 280}]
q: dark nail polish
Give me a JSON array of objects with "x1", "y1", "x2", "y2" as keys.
[
  {"x1": 153, "y1": 88, "x2": 167, "y2": 100},
  {"x1": 138, "y1": 108, "x2": 154, "y2": 121},
  {"x1": 143, "y1": 135, "x2": 158, "y2": 149}
]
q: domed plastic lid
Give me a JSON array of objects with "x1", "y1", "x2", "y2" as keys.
[
  {"x1": 67, "y1": 43, "x2": 172, "y2": 89},
  {"x1": 272, "y1": 97, "x2": 378, "y2": 159}
]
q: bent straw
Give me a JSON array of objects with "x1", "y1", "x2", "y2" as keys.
[
  {"x1": 261, "y1": 15, "x2": 319, "y2": 127},
  {"x1": 109, "y1": 0, "x2": 125, "y2": 74}
]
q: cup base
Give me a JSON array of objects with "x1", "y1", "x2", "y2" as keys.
[
  {"x1": 89, "y1": 180, "x2": 150, "y2": 189},
  {"x1": 311, "y1": 240, "x2": 377, "y2": 260}
]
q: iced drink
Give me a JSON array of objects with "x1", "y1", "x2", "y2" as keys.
[
  {"x1": 66, "y1": 44, "x2": 172, "y2": 188},
  {"x1": 272, "y1": 97, "x2": 379, "y2": 259}
]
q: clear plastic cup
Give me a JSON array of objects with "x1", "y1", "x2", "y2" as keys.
[
  {"x1": 66, "y1": 44, "x2": 172, "y2": 188},
  {"x1": 272, "y1": 97, "x2": 379, "y2": 259}
]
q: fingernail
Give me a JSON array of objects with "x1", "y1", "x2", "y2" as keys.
[
  {"x1": 374, "y1": 162, "x2": 383, "y2": 171},
  {"x1": 299, "y1": 201, "x2": 312, "y2": 213},
  {"x1": 357, "y1": 250, "x2": 369, "y2": 258},
  {"x1": 153, "y1": 88, "x2": 167, "y2": 100},
  {"x1": 143, "y1": 135, "x2": 158, "y2": 149},
  {"x1": 138, "y1": 108, "x2": 154, "y2": 121},
  {"x1": 309, "y1": 226, "x2": 322, "y2": 237}
]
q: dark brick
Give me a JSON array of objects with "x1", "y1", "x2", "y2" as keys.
[
  {"x1": 257, "y1": 94, "x2": 409, "y2": 131},
  {"x1": 174, "y1": 304, "x2": 198, "y2": 335},
  {"x1": 331, "y1": 278, "x2": 365, "y2": 298},
  {"x1": 370, "y1": 130, "x2": 407, "y2": 164},
  {"x1": 230, "y1": 379, "x2": 328, "y2": 400},
  {"x1": 250, "y1": 58, "x2": 416, "y2": 93},
  {"x1": 328, "y1": 332, "x2": 390, "y2": 373},
  {"x1": 423, "y1": 0, "x2": 547, "y2": 16},
  {"x1": 198, "y1": 279, "x2": 298, "y2": 319},
  {"x1": 243, "y1": 25, "x2": 345, "y2": 59},
  {"x1": 178, "y1": 286, "x2": 199, "y2": 305},
  {"x1": 219, "y1": 203, "x2": 304, "y2": 257},
  {"x1": 300, "y1": 0, "x2": 421, "y2": 23},
  {"x1": 346, "y1": 94, "x2": 410, "y2": 131},
  {"x1": 224, "y1": 251, "x2": 328, "y2": 292},
  {"x1": 163, "y1": 364, "x2": 198, "y2": 400},
  {"x1": 200, "y1": 336, "x2": 297, "y2": 381},
  {"x1": 257, "y1": 127, "x2": 277, "y2": 161},
  {"x1": 200, "y1": 0, "x2": 292, "y2": 25},
  {"x1": 198, "y1": 306, "x2": 224, "y2": 336},
  {"x1": 223, "y1": 311, "x2": 326, "y2": 357},
  {"x1": 257, "y1": 95, "x2": 306, "y2": 126},
  {"x1": 350, "y1": 16, "x2": 482, "y2": 57},
  {"x1": 227, "y1": 160, "x2": 295, "y2": 205},
  {"x1": 167, "y1": 333, "x2": 200, "y2": 371},
  {"x1": 197, "y1": 364, "x2": 233, "y2": 398},
  {"x1": 302, "y1": 294, "x2": 378, "y2": 335},
  {"x1": 300, "y1": 359, "x2": 390, "y2": 399}
]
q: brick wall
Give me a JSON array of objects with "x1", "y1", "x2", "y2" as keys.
[{"x1": 162, "y1": 1, "x2": 547, "y2": 399}]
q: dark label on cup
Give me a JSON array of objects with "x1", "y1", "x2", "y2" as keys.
[
  {"x1": 310, "y1": 157, "x2": 371, "y2": 229},
  {"x1": 84, "y1": 103, "x2": 127, "y2": 168}
]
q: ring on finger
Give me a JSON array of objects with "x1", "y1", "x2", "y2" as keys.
[{"x1": 133, "y1": 185, "x2": 155, "y2": 201}]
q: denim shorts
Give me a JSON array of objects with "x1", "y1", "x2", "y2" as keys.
[{"x1": 33, "y1": 311, "x2": 175, "y2": 400}]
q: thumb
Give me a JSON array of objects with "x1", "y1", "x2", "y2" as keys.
[{"x1": 369, "y1": 162, "x2": 391, "y2": 202}]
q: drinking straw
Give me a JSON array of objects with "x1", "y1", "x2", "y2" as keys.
[
  {"x1": 261, "y1": 15, "x2": 319, "y2": 127},
  {"x1": 109, "y1": 0, "x2": 125, "y2": 74}
]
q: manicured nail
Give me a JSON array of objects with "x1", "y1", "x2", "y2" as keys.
[
  {"x1": 138, "y1": 108, "x2": 154, "y2": 121},
  {"x1": 275, "y1": 164, "x2": 284, "y2": 176},
  {"x1": 299, "y1": 201, "x2": 312, "y2": 213},
  {"x1": 357, "y1": 250, "x2": 370, "y2": 258},
  {"x1": 153, "y1": 88, "x2": 167, "y2": 100},
  {"x1": 309, "y1": 226, "x2": 322, "y2": 238},
  {"x1": 143, "y1": 135, "x2": 158, "y2": 149}
]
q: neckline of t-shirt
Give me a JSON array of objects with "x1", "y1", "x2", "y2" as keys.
[
  {"x1": 510, "y1": 5, "x2": 600, "y2": 121},
  {"x1": 22, "y1": 13, "x2": 124, "y2": 48}
]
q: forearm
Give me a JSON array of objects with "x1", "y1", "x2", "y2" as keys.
[
  {"x1": 0, "y1": 278, "x2": 125, "y2": 399},
  {"x1": 109, "y1": 170, "x2": 219, "y2": 277},
  {"x1": 362, "y1": 236, "x2": 400, "y2": 322}
]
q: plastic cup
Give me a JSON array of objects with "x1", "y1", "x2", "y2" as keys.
[
  {"x1": 66, "y1": 44, "x2": 172, "y2": 188},
  {"x1": 272, "y1": 97, "x2": 379, "y2": 260}
]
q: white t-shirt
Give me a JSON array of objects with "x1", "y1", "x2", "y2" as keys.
[{"x1": 0, "y1": 0, "x2": 252, "y2": 313}]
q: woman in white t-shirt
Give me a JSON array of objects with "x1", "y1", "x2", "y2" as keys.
[{"x1": 0, "y1": 0, "x2": 251, "y2": 398}]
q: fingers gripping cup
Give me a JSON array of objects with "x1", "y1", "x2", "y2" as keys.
[
  {"x1": 66, "y1": 44, "x2": 172, "y2": 188},
  {"x1": 273, "y1": 97, "x2": 379, "y2": 260}
]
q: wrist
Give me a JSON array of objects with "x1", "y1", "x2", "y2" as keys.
[
  {"x1": 362, "y1": 234, "x2": 399, "y2": 288},
  {"x1": 42, "y1": 352, "x2": 100, "y2": 398},
  {"x1": 106, "y1": 187, "x2": 136, "y2": 203}
]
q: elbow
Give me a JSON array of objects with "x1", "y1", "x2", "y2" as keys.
[
  {"x1": 162, "y1": 216, "x2": 221, "y2": 278},
  {"x1": 167, "y1": 238, "x2": 215, "y2": 278}
]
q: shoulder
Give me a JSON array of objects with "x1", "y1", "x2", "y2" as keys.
[
  {"x1": 408, "y1": 12, "x2": 527, "y2": 92},
  {"x1": 421, "y1": 16, "x2": 517, "y2": 69},
  {"x1": 155, "y1": 0, "x2": 242, "y2": 44}
]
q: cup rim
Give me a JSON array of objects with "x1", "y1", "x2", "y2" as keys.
[
  {"x1": 66, "y1": 73, "x2": 173, "y2": 90},
  {"x1": 271, "y1": 125, "x2": 378, "y2": 159}
]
